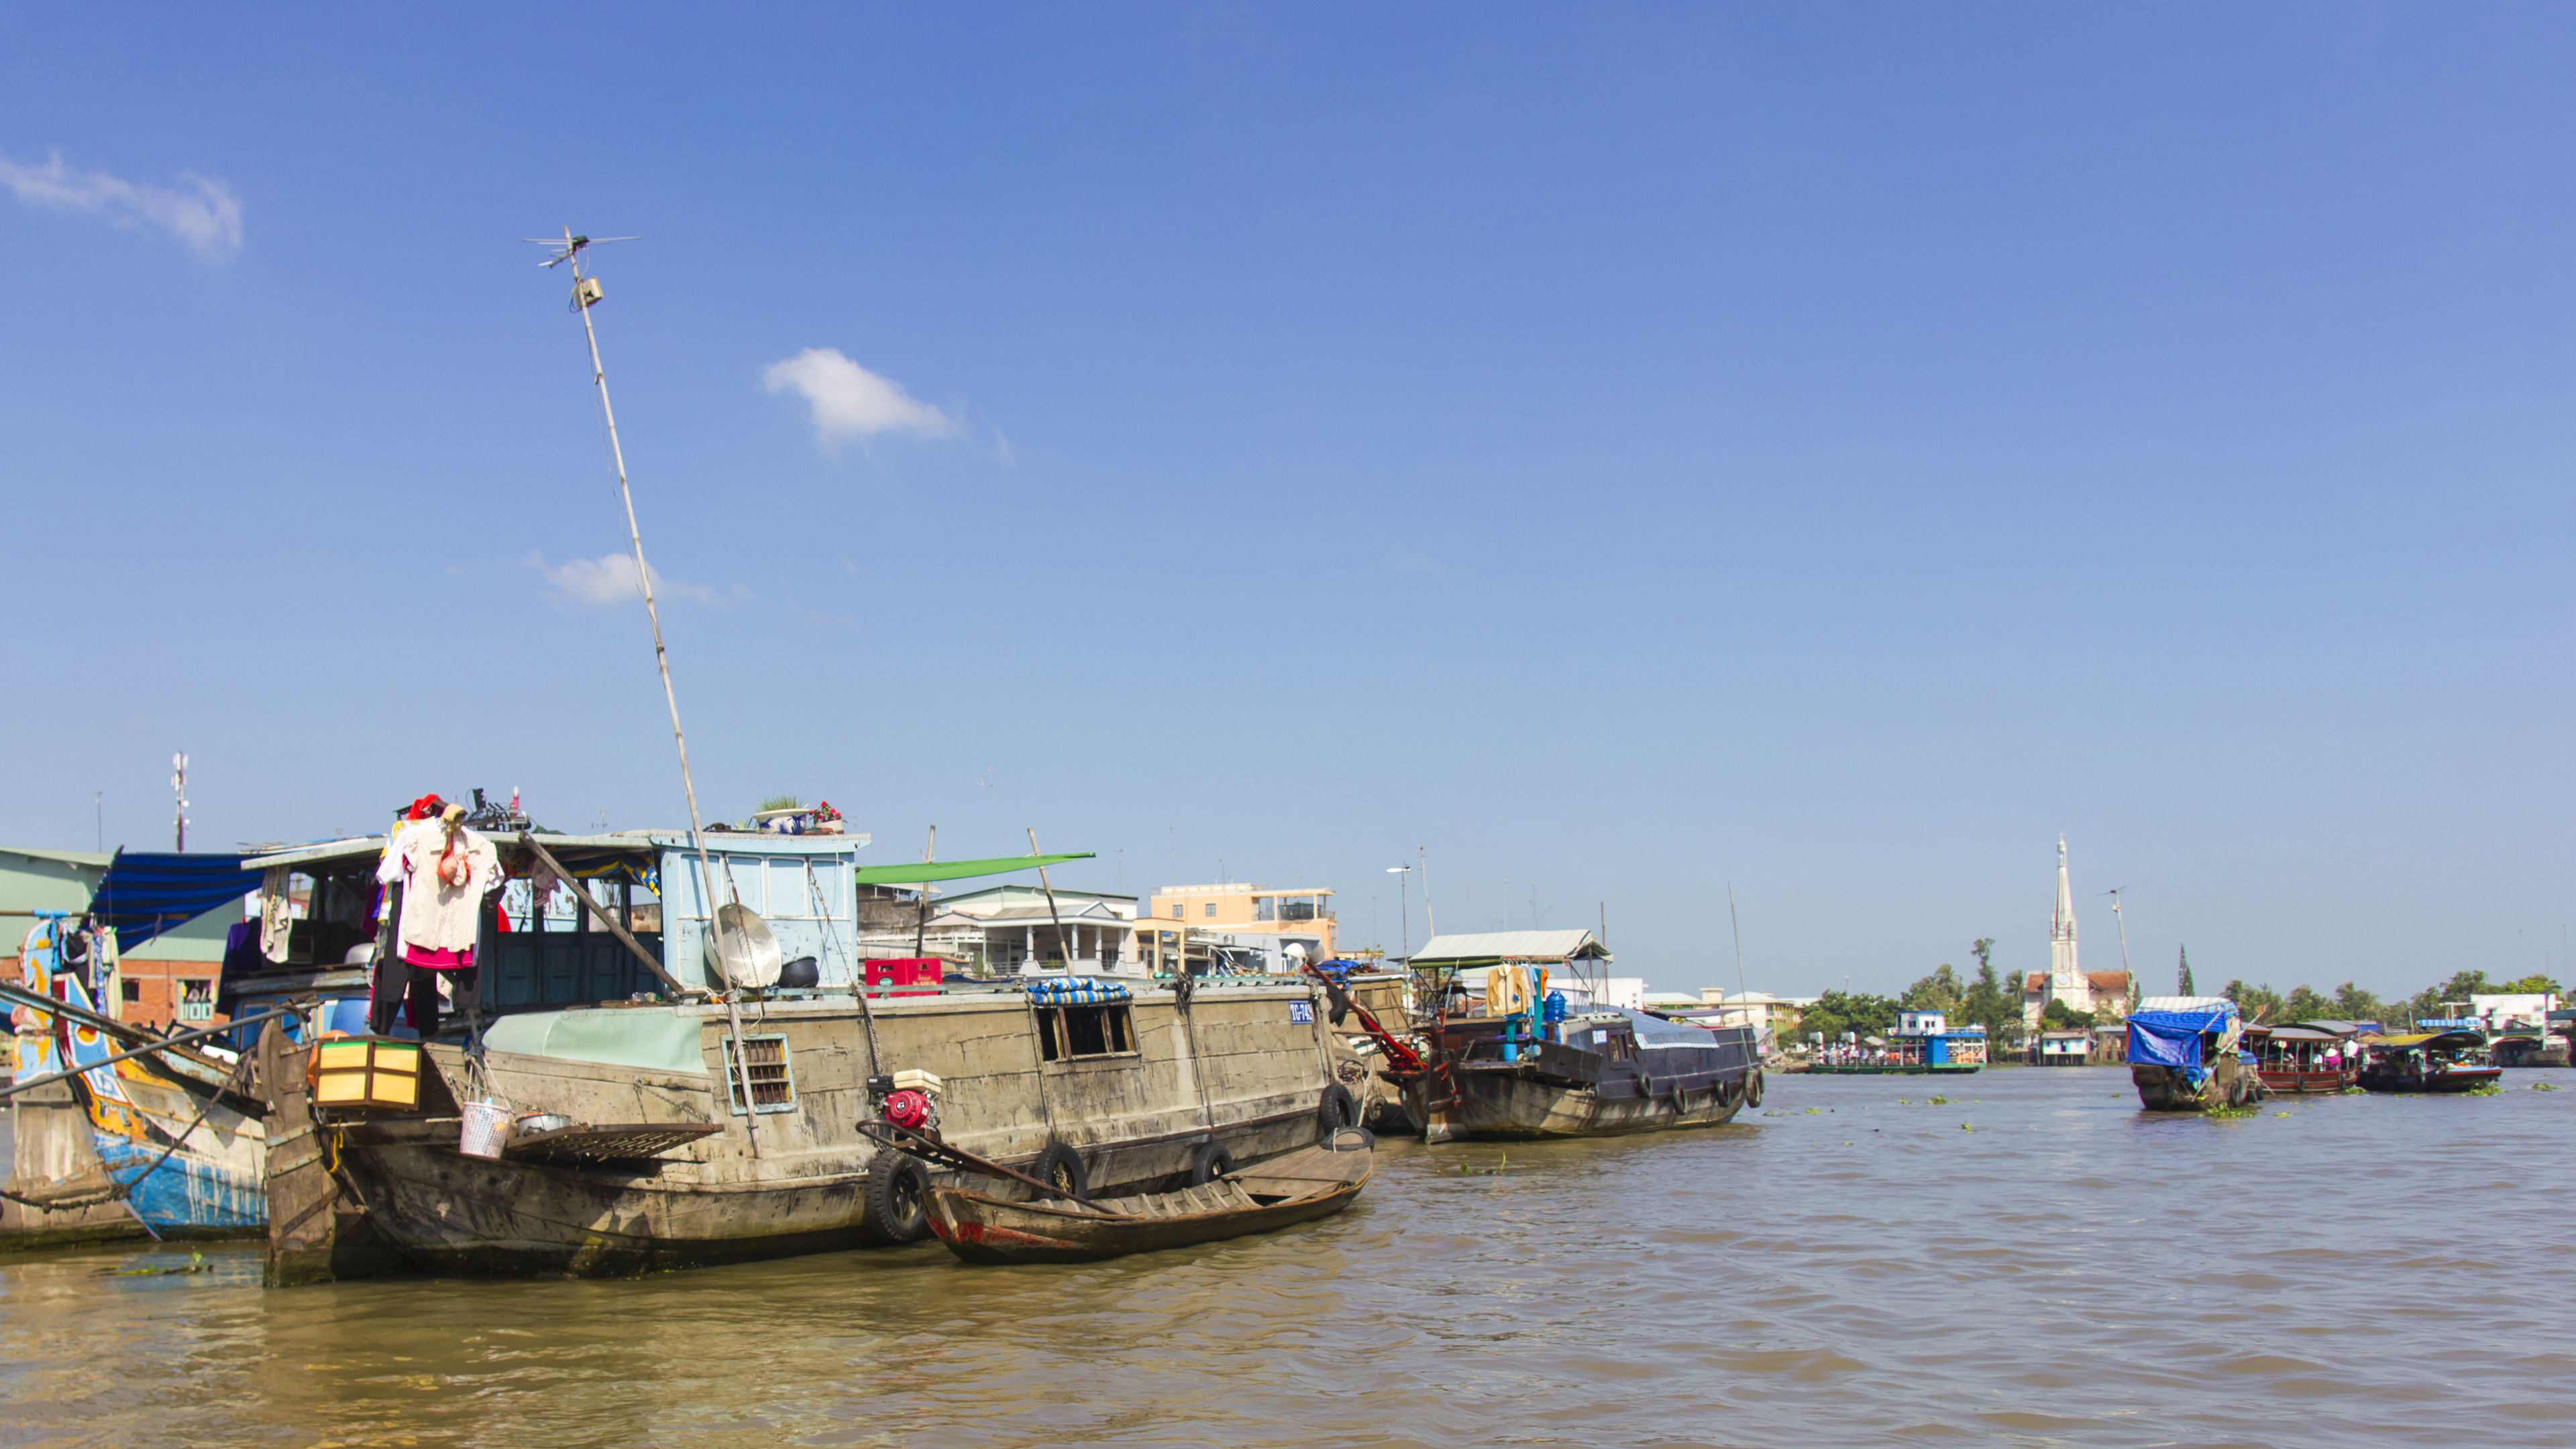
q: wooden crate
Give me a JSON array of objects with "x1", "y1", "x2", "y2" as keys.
[{"x1": 309, "y1": 1038, "x2": 423, "y2": 1110}]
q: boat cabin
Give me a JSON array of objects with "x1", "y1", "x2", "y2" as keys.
[{"x1": 2243, "y1": 1023, "x2": 2359, "y2": 1094}]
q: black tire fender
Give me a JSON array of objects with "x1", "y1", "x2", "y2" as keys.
[
  {"x1": 1185, "y1": 1140, "x2": 1236, "y2": 1185},
  {"x1": 863, "y1": 1152, "x2": 931, "y2": 1244},
  {"x1": 1326, "y1": 1124, "x2": 1375, "y2": 1153},
  {"x1": 1031, "y1": 1140, "x2": 1089, "y2": 1201},
  {"x1": 1745, "y1": 1067, "x2": 1766, "y2": 1108},
  {"x1": 1318, "y1": 1083, "x2": 1361, "y2": 1137}
]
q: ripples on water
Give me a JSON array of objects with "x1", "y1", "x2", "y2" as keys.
[{"x1": 3, "y1": 1070, "x2": 2569, "y2": 1448}]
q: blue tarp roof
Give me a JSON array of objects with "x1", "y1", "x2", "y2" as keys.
[
  {"x1": 89, "y1": 851, "x2": 256, "y2": 951},
  {"x1": 2126, "y1": 1006, "x2": 2236, "y2": 1069}
]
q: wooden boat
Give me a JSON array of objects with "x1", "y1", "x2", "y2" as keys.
[
  {"x1": 1410, "y1": 1008, "x2": 1759, "y2": 1141},
  {"x1": 926, "y1": 1132, "x2": 1372, "y2": 1264},
  {"x1": 7, "y1": 917, "x2": 269, "y2": 1239},
  {"x1": 2127, "y1": 1004, "x2": 2268, "y2": 1112},
  {"x1": 250, "y1": 830, "x2": 1372, "y2": 1283},
  {"x1": 2244, "y1": 1023, "x2": 2361, "y2": 1095},
  {"x1": 2357, "y1": 1031, "x2": 2503, "y2": 1093}
]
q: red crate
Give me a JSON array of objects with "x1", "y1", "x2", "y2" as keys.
[{"x1": 865, "y1": 957, "x2": 944, "y2": 997}]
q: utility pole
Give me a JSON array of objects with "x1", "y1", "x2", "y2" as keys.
[
  {"x1": 170, "y1": 753, "x2": 188, "y2": 851},
  {"x1": 2104, "y1": 888, "x2": 2133, "y2": 981},
  {"x1": 1419, "y1": 845, "x2": 1436, "y2": 938},
  {"x1": 1386, "y1": 864, "x2": 1412, "y2": 960}
]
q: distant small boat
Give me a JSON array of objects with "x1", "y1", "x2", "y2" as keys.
[
  {"x1": 925, "y1": 1133, "x2": 1373, "y2": 1264},
  {"x1": 2357, "y1": 1031, "x2": 2503, "y2": 1093}
]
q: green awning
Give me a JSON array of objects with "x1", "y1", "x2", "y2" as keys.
[{"x1": 851, "y1": 852, "x2": 1094, "y2": 887}]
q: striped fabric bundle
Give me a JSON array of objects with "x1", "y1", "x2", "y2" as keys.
[{"x1": 1024, "y1": 976, "x2": 1134, "y2": 1005}]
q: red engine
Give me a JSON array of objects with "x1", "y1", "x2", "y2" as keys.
[{"x1": 881, "y1": 1088, "x2": 932, "y2": 1130}]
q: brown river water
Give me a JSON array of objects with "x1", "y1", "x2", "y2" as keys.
[{"x1": 3, "y1": 1068, "x2": 2569, "y2": 1449}]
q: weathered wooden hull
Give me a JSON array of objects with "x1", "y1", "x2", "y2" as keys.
[
  {"x1": 926, "y1": 1142, "x2": 1369, "y2": 1264},
  {"x1": 1424, "y1": 1067, "x2": 1750, "y2": 1141},
  {"x1": 2, "y1": 1079, "x2": 147, "y2": 1250},
  {"x1": 2132, "y1": 1056, "x2": 2267, "y2": 1112}
]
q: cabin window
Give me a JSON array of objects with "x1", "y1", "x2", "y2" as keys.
[
  {"x1": 723, "y1": 1034, "x2": 796, "y2": 1114},
  {"x1": 1036, "y1": 1004, "x2": 1135, "y2": 1061}
]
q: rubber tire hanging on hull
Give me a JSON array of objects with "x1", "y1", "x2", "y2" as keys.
[
  {"x1": 865, "y1": 1152, "x2": 932, "y2": 1244},
  {"x1": 1745, "y1": 1068, "x2": 1764, "y2": 1108},
  {"x1": 1185, "y1": 1140, "x2": 1236, "y2": 1185},
  {"x1": 1032, "y1": 1141, "x2": 1089, "y2": 1201},
  {"x1": 1318, "y1": 1083, "x2": 1361, "y2": 1139}
]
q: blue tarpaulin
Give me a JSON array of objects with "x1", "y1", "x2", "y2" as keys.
[
  {"x1": 89, "y1": 851, "x2": 256, "y2": 951},
  {"x1": 2126, "y1": 1007, "x2": 2235, "y2": 1070}
]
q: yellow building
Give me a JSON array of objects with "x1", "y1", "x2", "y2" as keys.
[{"x1": 1145, "y1": 883, "x2": 1338, "y2": 963}]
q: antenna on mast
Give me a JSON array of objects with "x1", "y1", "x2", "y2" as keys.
[{"x1": 170, "y1": 752, "x2": 188, "y2": 851}]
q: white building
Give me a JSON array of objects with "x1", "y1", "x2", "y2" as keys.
[
  {"x1": 2021, "y1": 837, "x2": 2133, "y2": 1028},
  {"x1": 2468, "y1": 992, "x2": 2557, "y2": 1033}
]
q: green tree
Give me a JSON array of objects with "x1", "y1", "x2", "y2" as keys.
[
  {"x1": 2329, "y1": 981, "x2": 2385, "y2": 1023},
  {"x1": 2222, "y1": 979, "x2": 2285, "y2": 1023},
  {"x1": 1959, "y1": 946, "x2": 2019, "y2": 1042},
  {"x1": 1801, "y1": 990, "x2": 1901, "y2": 1044},
  {"x1": 2282, "y1": 984, "x2": 2332, "y2": 1022},
  {"x1": 1902, "y1": 964, "x2": 1965, "y2": 1014},
  {"x1": 2433, "y1": 970, "x2": 2491, "y2": 1006},
  {"x1": 2498, "y1": 973, "x2": 2561, "y2": 995},
  {"x1": 2040, "y1": 998, "x2": 2096, "y2": 1030}
]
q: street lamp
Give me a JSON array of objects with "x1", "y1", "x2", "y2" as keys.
[{"x1": 1386, "y1": 865, "x2": 1413, "y2": 960}]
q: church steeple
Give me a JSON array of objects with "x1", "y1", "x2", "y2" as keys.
[{"x1": 2049, "y1": 835, "x2": 2080, "y2": 994}]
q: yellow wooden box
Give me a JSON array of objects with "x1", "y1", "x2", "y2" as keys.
[{"x1": 309, "y1": 1038, "x2": 422, "y2": 1110}]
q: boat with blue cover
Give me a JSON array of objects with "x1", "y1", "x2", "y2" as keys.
[{"x1": 2126, "y1": 1003, "x2": 2267, "y2": 1111}]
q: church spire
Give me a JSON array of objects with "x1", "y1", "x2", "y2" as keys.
[{"x1": 2049, "y1": 835, "x2": 2080, "y2": 991}]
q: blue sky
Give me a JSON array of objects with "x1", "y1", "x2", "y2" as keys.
[{"x1": 3, "y1": 6, "x2": 2571, "y2": 998}]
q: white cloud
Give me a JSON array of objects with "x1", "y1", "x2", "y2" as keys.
[
  {"x1": 763, "y1": 347, "x2": 957, "y2": 450},
  {"x1": 531, "y1": 551, "x2": 718, "y2": 606},
  {"x1": 0, "y1": 148, "x2": 243, "y2": 260}
]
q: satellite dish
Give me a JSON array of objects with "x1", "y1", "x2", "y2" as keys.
[{"x1": 704, "y1": 903, "x2": 784, "y2": 989}]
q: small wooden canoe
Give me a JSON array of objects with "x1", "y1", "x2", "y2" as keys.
[{"x1": 924, "y1": 1136, "x2": 1372, "y2": 1265}]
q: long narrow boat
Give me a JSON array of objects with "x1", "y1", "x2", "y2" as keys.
[
  {"x1": 2243, "y1": 1023, "x2": 2361, "y2": 1095},
  {"x1": 2357, "y1": 1031, "x2": 2502, "y2": 1093},
  {"x1": 926, "y1": 1132, "x2": 1372, "y2": 1264}
]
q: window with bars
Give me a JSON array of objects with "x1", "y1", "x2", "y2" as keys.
[
  {"x1": 723, "y1": 1034, "x2": 796, "y2": 1114},
  {"x1": 1035, "y1": 1005, "x2": 1136, "y2": 1062}
]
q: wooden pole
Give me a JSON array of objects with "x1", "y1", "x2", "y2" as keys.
[{"x1": 1029, "y1": 827, "x2": 1074, "y2": 971}]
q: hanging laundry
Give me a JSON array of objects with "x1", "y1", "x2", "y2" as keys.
[{"x1": 376, "y1": 805, "x2": 500, "y2": 959}]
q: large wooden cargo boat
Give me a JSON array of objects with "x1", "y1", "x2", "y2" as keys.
[{"x1": 253, "y1": 830, "x2": 1366, "y2": 1283}]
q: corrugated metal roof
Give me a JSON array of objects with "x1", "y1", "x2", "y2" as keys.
[
  {"x1": 2135, "y1": 995, "x2": 2231, "y2": 1012},
  {"x1": 1408, "y1": 929, "x2": 1606, "y2": 964}
]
